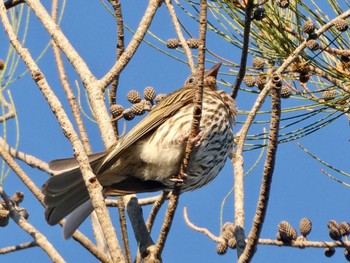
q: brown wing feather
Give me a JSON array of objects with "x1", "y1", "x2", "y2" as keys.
[{"x1": 96, "y1": 87, "x2": 195, "y2": 174}]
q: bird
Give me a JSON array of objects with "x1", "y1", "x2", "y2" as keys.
[{"x1": 42, "y1": 63, "x2": 237, "y2": 239}]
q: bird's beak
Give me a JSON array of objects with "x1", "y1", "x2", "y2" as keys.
[{"x1": 205, "y1": 63, "x2": 222, "y2": 78}]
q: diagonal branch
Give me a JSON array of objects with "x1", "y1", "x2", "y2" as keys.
[
  {"x1": 0, "y1": 241, "x2": 37, "y2": 254},
  {"x1": 154, "y1": 0, "x2": 208, "y2": 258},
  {"x1": 238, "y1": 77, "x2": 281, "y2": 263},
  {"x1": 231, "y1": 0, "x2": 255, "y2": 99},
  {"x1": 165, "y1": 0, "x2": 195, "y2": 72},
  {"x1": 0, "y1": 140, "x2": 112, "y2": 263},
  {"x1": 0, "y1": 3, "x2": 124, "y2": 261},
  {"x1": 0, "y1": 187, "x2": 65, "y2": 263},
  {"x1": 99, "y1": 0, "x2": 164, "y2": 89},
  {"x1": 24, "y1": 0, "x2": 116, "y2": 147}
]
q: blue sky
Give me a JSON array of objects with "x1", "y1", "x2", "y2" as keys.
[{"x1": 0, "y1": 1, "x2": 349, "y2": 262}]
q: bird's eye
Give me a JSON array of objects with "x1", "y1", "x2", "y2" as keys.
[{"x1": 188, "y1": 77, "x2": 196, "y2": 84}]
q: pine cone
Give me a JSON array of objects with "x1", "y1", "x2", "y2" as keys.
[
  {"x1": 166, "y1": 39, "x2": 180, "y2": 49},
  {"x1": 0, "y1": 199, "x2": 7, "y2": 210},
  {"x1": 276, "y1": 232, "x2": 282, "y2": 241},
  {"x1": 276, "y1": 0, "x2": 289, "y2": 8},
  {"x1": 307, "y1": 39, "x2": 319, "y2": 51},
  {"x1": 299, "y1": 72, "x2": 310, "y2": 83},
  {"x1": 144, "y1": 86, "x2": 156, "y2": 102},
  {"x1": 17, "y1": 207, "x2": 29, "y2": 220},
  {"x1": 299, "y1": 218, "x2": 312, "y2": 237},
  {"x1": 257, "y1": 75, "x2": 268, "y2": 90},
  {"x1": 216, "y1": 242, "x2": 228, "y2": 255},
  {"x1": 346, "y1": 249, "x2": 350, "y2": 261},
  {"x1": 324, "y1": 247, "x2": 335, "y2": 257},
  {"x1": 281, "y1": 86, "x2": 292, "y2": 99},
  {"x1": 110, "y1": 104, "x2": 124, "y2": 118},
  {"x1": 0, "y1": 209, "x2": 9, "y2": 227},
  {"x1": 278, "y1": 221, "x2": 297, "y2": 242},
  {"x1": 334, "y1": 19, "x2": 348, "y2": 32},
  {"x1": 127, "y1": 90, "x2": 142, "y2": 104},
  {"x1": 131, "y1": 102, "x2": 145, "y2": 116},
  {"x1": 340, "y1": 221, "x2": 350, "y2": 236},
  {"x1": 328, "y1": 220, "x2": 342, "y2": 241},
  {"x1": 222, "y1": 222, "x2": 235, "y2": 241},
  {"x1": 253, "y1": 7, "x2": 266, "y2": 21},
  {"x1": 12, "y1": 192, "x2": 24, "y2": 205},
  {"x1": 227, "y1": 238, "x2": 236, "y2": 249},
  {"x1": 123, "y1": 109, "x2": 135, "y2": 121},
  {"x1": 0, "y1": 60, "x2": 4, "y2": 70},
  {"x1": 341, "y1": 56, "x2": 350, "y2": 63},
  {"x1": 244, "y1": 75, "x2": 256, "y2": 87},
  {"x1": 252, "y1": 57, "x2": 265, "y2": 70},
  {"x1": 322, "y1": 90, "x2": 337, "y2": 101},
  {"x1": 187, "y1": 38, "x2": 199, "y2": 49},
  {"x1": 302, "y1": 20, "x2": 316, "y2": 34}
]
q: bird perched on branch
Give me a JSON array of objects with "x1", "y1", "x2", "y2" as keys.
[{"x1": 42, "y1": 63, "x2": 237, "y2": 239}]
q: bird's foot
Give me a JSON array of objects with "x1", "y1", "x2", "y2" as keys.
[
  {"x1": 190, "y1": 131, "x2": 204, "y2": 147},
  {"x1": 170, "y1": 172, "x2": 188, "y2": 185},
  {"x1": 177, "y1": 130, "x2": 204, "y2": 147}
]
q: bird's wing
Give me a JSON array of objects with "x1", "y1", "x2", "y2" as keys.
[{"x1": 96, "y1": 87, "x2": 195, "y2": 174}]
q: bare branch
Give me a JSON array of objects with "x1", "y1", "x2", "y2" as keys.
[
  {"x1": 231, "y1": 0, "x2": 255, "y2": 99},
  {"x1": 0, "y1": 91, "x2": 15, "y2": 122},
  {"x1": 154, "y1": 0, "x2": 208, "y2": 258},
  {"x1": 0, "y1": 241, "x2": 36, "y2": 254},
  {"x1": 165, "y1": 0, "x2": 195, "y2": 72},
  {"x1": 99, "y1": 0, "x2": 164, "y2": 89},
  {"x1": 0, "y1": 137, "x2": 50, "y2": 173},
  {"x1": 24, "y1": 0, "x2": 116, "y2": 147},
  {"x1": 183, "y1": 206, "x2": 223, "y2": 243},
  {"x1": 239, "y1": 77, "x2": 282, "y2": 263},
  {"x1": 0, "y1": 3, "x2": 124, "y2": 261},
  {"x1": 0, "y1": 187, "x2": 65, "y2": 262}
]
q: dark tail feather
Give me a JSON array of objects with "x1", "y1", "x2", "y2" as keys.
[
  {"x1": 42, "y1": 152, "x2": 169, "y2": 238},
  {"x1": 42, "y1": 154, "x2": 105, "y2": 227}
]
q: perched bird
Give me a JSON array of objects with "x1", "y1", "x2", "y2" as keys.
[{"x1": 42, "y1": 63, "x2": 237, "y2": 239}]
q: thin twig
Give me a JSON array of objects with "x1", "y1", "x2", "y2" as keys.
[
  {"x1": 0, "y1": 91, "x2": 15, "y2": 122},
  {"x1": 135, "y1": 192, "x2": 168, "y2": 263},
  {"x1": 99, "y1": 0, "x2": 164, "y2": 89},
  {"x1": 0, "y1": 137, "x2": 50, "y2": 174},
  {"x1": 183, "y1": 206, "x2": 223, "y2": 243},
  {"x1": 0, "y1": 139, "x2": 112, "y2": 263},
  {"x1": 0, "y1": 241, "x2": 36, "y2": 254},
  {"x1": 257, "y1": 238, "x2": 350, "y2": 248},
  {"x1": 0, "y1": 187, "x2": 65, "y2": 263},
  {"x1": 231, "y1": 0, "x2": 255, "y2": 99},
  {"x1": 239, "y1": 78, "x2": 282, "y2": 263},
  {"x1": 108, "y1": 0, "x2": 125, "y2": 137},
  {"x1": 24, "y1": 0, "x2": 116, "y2": 147},
  {"x1": 50, "y1": 0, "x2": 91, "y2": 153},
  {"x1": 165, "y1": 0, "x2": 195, "y2": 72},
  {"x1": 146, "y1": 191, "x2": 169, "y2": 231},
  {"x1": 155, "y1": 188, "x2": 180, "y2": 255},
  {"x1": 154, "y1": 0, "x2": 208, "y2": 257},
  {"x1": 0, "y1": 3, "x2": 124, "y2": 261},
  {"x1": 231, "y1": 1, "x2": 256, "y2": 256},
  {"x1": 117, "y1": 196, "x2": 132, "y2": 263},
  {"x1": 124, "y1": 195, "x2": 156, "y2": 261},
  {"x1": 105, "y1": 194, "x2": 169, "y2": 207}
]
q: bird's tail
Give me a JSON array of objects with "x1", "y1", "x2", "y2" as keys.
[
  {"x1": 42, "y1": 152, "x2": 105, "y2": 239},
  {"x1": 42, "y1": 152, "x2": 169, "y2": 239}
]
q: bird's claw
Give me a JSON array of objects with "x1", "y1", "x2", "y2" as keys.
[
  {"x1": 177, "y1": 130, "x2": 204, "y2": 147},
  {"x1": 170, "y1": 172, "x2": 188, "y2": 185},
  {"x1": 190, "y1": 131, "x2": 204, "y2": 147}
]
